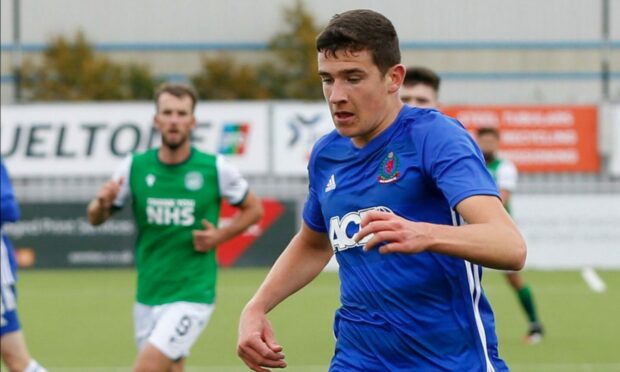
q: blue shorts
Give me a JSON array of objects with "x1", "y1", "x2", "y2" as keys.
[{"x1": 1, "y1": 284, "x2": 21, "y2": 336}]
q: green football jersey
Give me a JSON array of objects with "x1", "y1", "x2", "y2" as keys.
[
  {"x1": 485, "y1": 157, "x2": 518, "y2": 214},
  {"x1": 112, "y1": 147, "x2": 249, "y2": 305}
]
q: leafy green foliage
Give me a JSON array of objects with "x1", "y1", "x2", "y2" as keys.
[
  {"x1": 21, "y1": 1, "x2": 324, "y2": 101},
  {"x1": 192, "y1": 0, "x2": 324, "y2": 100},
  {"x1": 192, "y1": 54, "x2": 271, "y2": 100},
  {"x1": 22, "y1": 32, "x2": 159, "y2": 101}
]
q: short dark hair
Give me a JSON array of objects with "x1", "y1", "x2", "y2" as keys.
[
  {"x1": 477, "y1": 127, "x2": 500, "y2": 138},
  {"x1": 404, "y1": 67, "x2": 441, "y2": 92},
  {"x1": 154, "y1": 83, "x2": 198, "y2": 112},
  {"x1": 316, "y1": 9, "x2": 401, "y2": 75}
]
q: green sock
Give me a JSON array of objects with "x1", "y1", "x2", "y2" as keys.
[{"x1": 517, "y1": 285, "x2": 539, "y2": 324}]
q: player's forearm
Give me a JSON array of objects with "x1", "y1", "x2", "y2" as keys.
[
  {"x1": 218, "y1": 200, "x2": 263, "y2": 243},
  {"x1": 427, "y1": 222, "x2": 526, "y2": 270},
  {"x1": 86, "y1": 199, "x2": 111, "y2": 226},
  {"x1": 245, "y1": 231, "x2": 333, "y2": 314}
]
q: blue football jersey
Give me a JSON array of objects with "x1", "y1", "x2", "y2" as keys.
[
  {"x1": 1, "y1": 160, "x2": 19, "y2": 285},
  {"x1": 303, "y1": 106, "x2": 508, "y2": 371}
]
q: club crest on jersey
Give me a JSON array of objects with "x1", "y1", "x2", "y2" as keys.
[
  {"x1": 146, "y1": 174, "x2": 156, "y2": 187},
  {"x1": 378, "y1": 151, "x2": 400, "y2": 184},
  {"x1": 185, "y1": 172, "x2": 203, "y2": 191}
]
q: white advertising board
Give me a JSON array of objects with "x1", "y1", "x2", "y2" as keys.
[
  {"x1": 272, "y1": 103, "x2": 334, "y2": 175},
  {"x1": 0, "y1": 102, "x2": 269, "y2": 176},
  {"x1": 609, "y1": 104, "x2": 620, "y2": 177},
  {"x1": 513, "y1": 194, "x2": 620, "y2": 269}
]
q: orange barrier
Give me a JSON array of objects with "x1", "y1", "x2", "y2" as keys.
[{"x1": 443, "y1": 105, "x2": 599, "y2": 172}]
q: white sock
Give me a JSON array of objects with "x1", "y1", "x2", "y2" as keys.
[{"x1": 24, "y1": 359, "x2": 48, "y2": 372}]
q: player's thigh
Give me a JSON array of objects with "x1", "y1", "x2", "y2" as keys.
[{"x1": 148, "y1": 301, "x2": 214, "y2": 360}]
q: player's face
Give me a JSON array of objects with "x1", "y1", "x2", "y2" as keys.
[
  {"x1": 400, "y1": 84, "x2": 439, "y2": 108},
  {"x1": 154, "y1": 93, "x2": 196, "y2": 150},
  {"x1": 477, "y1": 133, "x2": 500, "y2": 161},
  {"x1": 318, "y1": 49, "x2": 403, "y2": 147}
]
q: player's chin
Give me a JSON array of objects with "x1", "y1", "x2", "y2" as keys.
[
  {"x1": 163, "y1": 137, "x2": 186, "y2": 149},
  {"x1": 334, "y1": 124, "x2": 359, "y2": 138}
]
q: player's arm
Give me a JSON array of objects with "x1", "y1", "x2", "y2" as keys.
[
  {"x1": 237, "y1": 222, "x2": 333, "y2": 372},
  {"x1": 499, "y1": 189, "x2": 510, "y2": 207},
  {"x1": 193, "y1": 192, "x2": 263, "y2": 252},
  {"x1": 87, "y1": 178, "x2": 124, "y2": 226},
  {"x1": 218, "y1": 191, "x2": 263, "y2": 242},
  {"x1": 356, "y1": 195, "x2": 526, "y2": 270}
]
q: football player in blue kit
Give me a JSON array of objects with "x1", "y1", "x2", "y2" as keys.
[
  {"x1": 1, "y1": 160, "x2": 48, "y2": 372},
  {"x1": 237, "y1": 9, "x2": 526, "y2": 372}
]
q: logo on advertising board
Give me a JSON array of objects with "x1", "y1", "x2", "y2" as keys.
[
  {"x1": 288, "y1": 113, "x2": 323, "y2": 159},
  {"x1": 219, "y1": 122, "x2": 250, "y2": 155}
]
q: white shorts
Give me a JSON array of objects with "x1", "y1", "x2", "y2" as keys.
[{"x1": 134, "y1": 301, "x2": 214, "y2": 360}]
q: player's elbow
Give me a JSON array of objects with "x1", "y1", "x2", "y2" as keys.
[{"x1": 508, "y1": 235, "x2": 527, "y2": 271}]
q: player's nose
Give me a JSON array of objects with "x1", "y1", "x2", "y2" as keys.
[{"x1": 328, "y1": 80, "x2": 348, "y2": 104}]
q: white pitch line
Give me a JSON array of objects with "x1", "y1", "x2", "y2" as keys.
[{"x1": 580, "y1": 267, "x2": 607, "y2": 293}]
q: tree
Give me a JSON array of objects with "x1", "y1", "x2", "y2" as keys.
[
  {"x1": 22, "y1": 32, "x2": 158, "y2": 101},
  {"x1": 191, "y1": 0, "x2": 323, "y2": 100},
  {"x1": 266, "y1": 0, "x2": 323, "y2": 99},
  {"x1": 192, "y1": 54, "x2": 271, "y2": 100}
]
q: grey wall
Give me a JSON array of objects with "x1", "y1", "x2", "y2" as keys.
[{"x1": 1, "y1": 0, "x2": 618, "y2": 103}]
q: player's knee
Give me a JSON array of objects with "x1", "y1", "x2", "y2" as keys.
[
  {"x1": 133, "y1": 350, "x2": 174, "y2": 372},
  {"x1": 1, "y1": 351, "x2": 30, "y2": 372},
  {"x1": 133, "y1": 362, "x2": 161, "y2": 372}
]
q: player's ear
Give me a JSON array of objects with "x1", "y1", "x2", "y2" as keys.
[
  {"x1": 153, "y1": 114, "x2": 161, "y2": 130},
  {"x1": 387, "y1": 64, "x2": 406, "y2": 94}
]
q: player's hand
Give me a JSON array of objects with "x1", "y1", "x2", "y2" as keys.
[
  {"x1": 96, "y1": 177, "x2": 124, "y2": 210},
  {"x1": 192, "y1": 219, "x2": 223, "y2": 252},
  {"x1": 354, "y1": 210, "x2": 434, "y2": 254},
  {"x1": 237, "y1": 305, "x2": 286, "y2": 372}
]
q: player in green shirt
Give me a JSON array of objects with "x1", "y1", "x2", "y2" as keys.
[
  {"x1": 87, "y1": 84, "x2": 263, "y2": 371},
  {"x1": 477, "y1": 127, "x2": 544, "y2": 344}
]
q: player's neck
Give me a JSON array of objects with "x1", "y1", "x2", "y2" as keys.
[{"x1": 158, "y1": 142, "x2": 192, "y2": 165}]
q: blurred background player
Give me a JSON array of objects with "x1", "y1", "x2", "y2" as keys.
[
  {"x1": 476, "y1": 127, "x2": 545, "y2": 344},
  {"x1": 1, "y1": 159, "x2": 47, "y2": 372},
  {"x1": 399, "y1": 66, "x2": 441, "y2": 109},
  {"x1": 87, "y1": 83, "x2": 263, "y2": 372}
]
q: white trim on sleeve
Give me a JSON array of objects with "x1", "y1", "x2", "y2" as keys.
[
  {"x1": 112, "y1": 155, "x2": 133, "y2": 208},
  {"x1": 496, "y1": 159, "x2": 518, "y2": 192},
  {"x1": 216, "y1": 155, "x2": 249, "y2": 205}
]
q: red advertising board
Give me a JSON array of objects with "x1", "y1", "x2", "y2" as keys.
[
  {"x1": 443, "y1": 106, "x2": 599, "y2": 172},
  {"x1": 217, "y1": 199, "x2": 285, "y2": 267}
]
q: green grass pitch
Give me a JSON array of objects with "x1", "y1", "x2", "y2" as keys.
[{"x1": 5, "y1": 268, "x2": 620, "y2": 371}]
